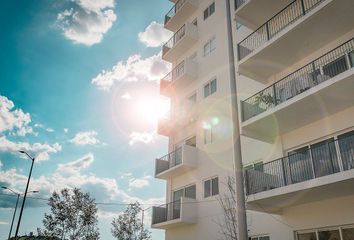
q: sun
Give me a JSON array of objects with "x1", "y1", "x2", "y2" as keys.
[{"x1": 136, "y1": 97, "x2": 170, "y2": 123}]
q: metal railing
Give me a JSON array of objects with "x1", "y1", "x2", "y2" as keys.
[
  {"x1": 238, "y1": 0, "x2": 324, "y2": 60},
  {"x1": 152, "y1": 200, "x2": 181, "y2": 225},
  {"x1": 163, "y1": 24, "x2": 186, "y2": 56},
  {"x1": 155, "y1": 147, "x2": 183, "y2": 175},
  {"x1": 162, "y1": 60, "x2": 186, "y2": 83},
  {"x1": 235, "y1": 0, "x2": 247, "y2": 10},
  {"x1": 245, "y1": 132, "x2": 354, "y2": 195},
  {"x1": 242, "y1": 38, "x2": 354, "y2": 121},
  {"x1": 165, "y1": 0, "x2": 187, "y2": 25}
]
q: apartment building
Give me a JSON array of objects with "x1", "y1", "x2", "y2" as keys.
[
  {"x1": 152, "y1": 0, "x2": 354, "y2": 239},
  {"x1": 234, "y1": 0, "x2": 354, "y2": 239}
]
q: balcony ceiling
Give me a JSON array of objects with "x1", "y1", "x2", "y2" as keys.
[
  {"x1": 242, "y1": 69, "x2": 354, "y2": 142},
  {"x1": 247, "y1": 169, "x2": 354, "y2": 213},
  {"x1": 235, "y1": 0, "x2": 293, "y2": 30},
  {"x1": 238, "y1": 0, "x2": 354, "y2": 83}
]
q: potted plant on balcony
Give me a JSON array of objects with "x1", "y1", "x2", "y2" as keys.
[{"x1": 254, "y1": 92, "x2": 275, "y2": 108}]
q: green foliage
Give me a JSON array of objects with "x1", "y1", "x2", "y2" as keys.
[
  {"x1": 254, "y1": 92, "x2": 275, "y2": 106},
  {"x1": 111, "y1": 202, "x2": 151, "y2": 240},
  {"x1": 38, "y1": 188, "x2": 99, "y2": 240}
]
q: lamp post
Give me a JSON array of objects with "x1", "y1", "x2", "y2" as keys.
[
  {"x1": 1, "y1": 186, "x2": 38, "y2": 240},
  {"x1": 14, "y1": 150, "x2": 35, "y2": 239}
]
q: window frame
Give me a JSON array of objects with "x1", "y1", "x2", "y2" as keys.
[
  {"x1": 203, "y1": 176, "x2": 219, "y2": 198},
  {"x1": 203, "y1": 36, "x2": 216, "y2": 57},
  {"x1": 203, "y1": 2, "x2": 215, "y2": 20},
  {"x1": 204, "y1": 78, "x2": 217, "y2": 98},
  {"x1": 172, "y1": 183, "x2": 197, "y2": 202}
]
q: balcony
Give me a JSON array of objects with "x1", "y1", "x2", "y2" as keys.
[
  {"x1": 234, "y1": 0, "x2": 294, "y2": 29},
  {"x1": 165, "y1": 0, "x2": 198, "y2": 32},
  {"x1": 155, "y1": 145, "x2": 197, "y2": 180},
  {"x1": 162, "y1": 23, "x2": 198, "y2": 62},
  {"x1": 241, "y1": 38, "x2": 354, "y2": 142},
  {"x1": 237, "y1": 0, "x2": 354, "y2": 82},
  {"x1": 160, "y1": 59, "x2": 198, "y2": 97},
  {"x1": 245, "y1": 132, "x2": 354, "y2": 213},
  {"x1": 151, "y1": 198, "x2": 197, "y2": 229}
]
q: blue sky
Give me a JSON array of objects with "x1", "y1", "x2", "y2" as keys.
[{"x1": 0, "y1": 0, "x2": 173, "y2": 239}]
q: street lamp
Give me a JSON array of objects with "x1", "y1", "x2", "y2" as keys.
[
  {"x1": 1, "y1": 186, "x2": 38, "y2": 240},
  {"x1": 14, "y1": 150, "x2": 35, "y2": 239}
]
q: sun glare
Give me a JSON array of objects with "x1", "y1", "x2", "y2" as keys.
[{"x1": 136, "y1": 97, "x2": 170, "y2": 123}]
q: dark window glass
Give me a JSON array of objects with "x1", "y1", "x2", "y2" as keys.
[
  {"x1": 210, "y1": 2, "x2": 215, "y2": 15},
  {"x1": 212, "y1": 177, "x2": 219, "y2": 196},
  {"x1": 343, "y1": 227, "x2": 354, "y2": 240},
  {"x1": 185, "y1": 185, "x2": 196, "y2": 199},
  {"x1": 210, "y1": 79, "x2": 217, "y2": 94},
  {"x1": 204, "y1": 180, "x2": 211, "y2": 198},
  {"x1": 203, "y1": 9, "x2": 208, "y2": 20},
  {"x1": 204, "y1": 83, "x2": 210, "y2": 98}
]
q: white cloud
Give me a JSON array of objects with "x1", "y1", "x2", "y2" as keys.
[
  {"x1": 121, "y1": 92, "x2": 132, "y2": 100},
  {"x1": 64, "y1": 128, "x2": 69, "y2": 133},
  {"x1": 0, "y1": 153, "x2": 163, "y2": 207},
  {"x1": 91, "y1": 53, "x2": 170, "y2": 91},
  {"x1": 0, "y1": 95, "x2": 33, "y2": 136},
  {"x1": 0, "y1": 221, "x2": 8, "y2": 225},
  {"x1": 70, "y1": 131, "x2": 100, "y2": 146},
  {"x1": 58, "y1": 153, "x2": 94, "y2": 174},
  {"x1": 57, "y1": 0, "x2": 117, "y2": 46},
  {"x1": 138, "y1": 21, "x2": 172, "y2": 48},
  {"x1": 46, "y1": 128, "x2": 54, "y2": 132},
  {"x1": 129, "y1": 131, "x2": 157, "y2": 145},
  {"x1": 128, "y1": 176, "x2": 152, "y2": 189},
  {"x1": 0, "y1": 136, "x2": 62, "y2": 162}
]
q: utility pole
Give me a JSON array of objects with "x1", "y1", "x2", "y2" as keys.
[
  {"x1": 14, "y1": 151, "x2": 35, "y2": 239},
  {"x1": 225, "y1": 0, "x2": 248, "y2": 239}
]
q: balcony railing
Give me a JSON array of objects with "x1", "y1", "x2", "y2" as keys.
[
  {"x1": 165, "y1": 0, "x2": 187, "y2": 25},
  {"x1": 152, "y1": 200, "x2": 181, "y2": 225},
  {"x1": 238, "y1": 0, "x2": 324, "y2": 60},
  {"x1": 155, "y1": 147, "x2": 183, "y2": 175},
  {"x1": 163, "y1": 24, "x2": 186, "y2": 56},
  {"x1": 245, "y1": 132, "x2": 354, "y2": 195},
  {"x1": 162, "y1": 60, "x2": 186, "y2": 83},
  {"x1": 235, "y1": 0, "x2": 247, "y2": 10},
  {"x1": 242, "y1": 38, "x2": 354, "y2": 121}
]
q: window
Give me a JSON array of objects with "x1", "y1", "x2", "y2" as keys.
[
  {"x1": 204, "y1": 177, "x2": 218, "y2": 198},
  {"x1": 296, "y1": 225, "x2": 354, "y2": 240},
  {"x1": 204, "y1": 2, "x2": 215, "y2": 20},
  {"x1": 173, "y1": 184, "x2": 196, "y2": 202},
  {"x1": 244, "y1": 162, "x2": 264, "y2": 172},
  {"x1": 204, "y1": 78, "x2": 217, "y2": 98},
  {"x1": 204, "y1": 127, "x2": 212, "y2": 144},
  {"x1": 204, "y1": 36, "x2": 216, "y2": 56},
  {"x1": 250, "y1": 236, "x2": 270, "y2": 240},
  {"x1": 185, "y1": 136, "x2": 196, "y2": 147}
]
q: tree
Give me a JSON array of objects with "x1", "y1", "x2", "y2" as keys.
[
  {"x1": 111, "y1": 202, "x2": 151, "y2": 240},
  {"x1": 217, "y1": 176, "x2": 238, "y2": 240},
  {"x1": 38, "y1": 188, "x2": 100, "y2": 240}
]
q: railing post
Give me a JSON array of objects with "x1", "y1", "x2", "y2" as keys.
[
  {"x1": 281, "y1": 157, "x2": 287, "y2": 186},
  {"x1": 312, "y1": 62, "x2": 317, "y2": 84},
  {"x1": 244, "y1": 169, "x2": 250, "y2": 195},
  {"x1": 287, "y1": 157, "x2": 293, "y2": 184},
  {"x1": 266, "y1": 22, "x2": 270, "y2": 40},
  {"x1": 300, "y1": 0, "x2": 306, "y2": 15},
  {"x1": 272, "y1": 84, "x2": 277, "y2": 106}
]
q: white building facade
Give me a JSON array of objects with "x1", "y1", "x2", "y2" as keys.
[{"x1": 152, "y1": 0, "x2": 354, "y2": 240}]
